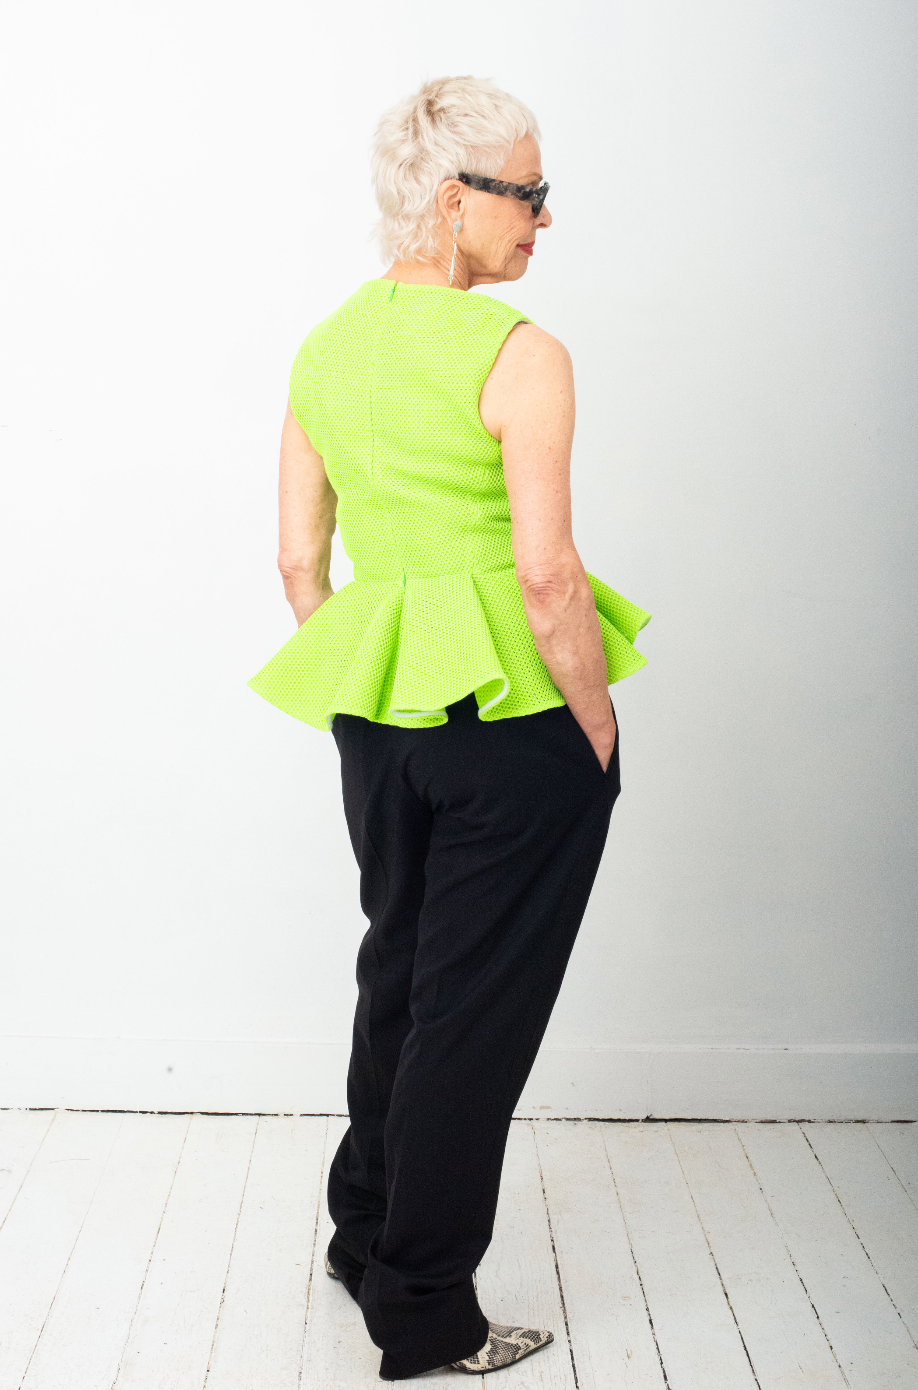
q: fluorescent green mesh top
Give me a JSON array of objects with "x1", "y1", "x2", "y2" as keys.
[{"x1": 248, "y1": 279, "x2": 650, "y2": 730}]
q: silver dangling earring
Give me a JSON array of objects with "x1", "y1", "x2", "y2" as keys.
[{"x1": 448, "y1": 219, "x2": 462, "y2": 286}]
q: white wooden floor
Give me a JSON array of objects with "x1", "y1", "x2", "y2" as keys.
[{"x1": 1, "y1": 1113, "x2": 917, "y2": 1389}]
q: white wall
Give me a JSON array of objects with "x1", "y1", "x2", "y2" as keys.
[{"x1": 2, "y1": 0, "x2": 916, "y2": 1118}]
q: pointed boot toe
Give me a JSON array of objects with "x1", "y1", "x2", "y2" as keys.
[{"x1": 450, "y1": 1320, "x2": 554, "y2": 1374}]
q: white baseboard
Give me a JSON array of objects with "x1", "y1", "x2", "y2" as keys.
[{"x1": 1, "y1": 1036, "x2": 915, "y2": 1120}]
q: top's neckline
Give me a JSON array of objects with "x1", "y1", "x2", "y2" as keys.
[
  {"x1": 363, "y1": 280, "x2": 520, "y2": 307},
  {"x1": 374, "y1": 278, "x2": 467, "y2": 294},
  {"x1": 355, "y1": 281, "x2": 528, "y2": 321}
]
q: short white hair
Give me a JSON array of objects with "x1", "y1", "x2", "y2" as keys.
[{"x1": 370, "y1": 75, "x2": 541, "y2": 264}]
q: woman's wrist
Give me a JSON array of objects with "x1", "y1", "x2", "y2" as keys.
[
  {"x1": 284, "y1": 578, "x2": 333, "y2": 627},
  {"x1": 568, "y1": 692, "x2": 615, "y2": 740},
  {"x1": 294, "y1": 592, "x2": 332, "y2": 626}
]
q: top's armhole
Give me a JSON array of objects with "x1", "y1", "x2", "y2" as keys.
[{"x1": 476, "y1": 316, "x2": 533, "y2": 441}]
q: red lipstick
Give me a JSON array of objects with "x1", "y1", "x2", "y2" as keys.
[{"x1": 517, "y1": 242, "x2": 534, "y2": 256}]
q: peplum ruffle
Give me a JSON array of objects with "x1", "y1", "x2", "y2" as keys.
[{"x1": 247, "y1": 567, "x2": 650, "y2": 731}]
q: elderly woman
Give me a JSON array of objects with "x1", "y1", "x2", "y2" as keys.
[{"x1": 249, "y1": 76, "x2": 650, "y2": 1381}]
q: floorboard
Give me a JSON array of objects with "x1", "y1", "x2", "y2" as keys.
[
  {"x1": 603, "y1": 1122, "x2": 758, "y2": 1390},
  {"x1": 869, "y1": 1123, "x2": 918, "y2": 1209},
  {"x1": 112, "y1": 1113, "x2": 258, "y2": 1390},
  {"x1": 206, "y1": 1115, "x2": 328, "y2": 1390},
  {"x1": 803, "y1": 1123, "x2": 918, "y2": 1348},
  {"x1": 0, "y1": 1109, "x2": 123, "y2": 1390},
  {"x1": 669, "y1": 1123, "x2": 846, "y2": 1389},
  {"x1": 534, "y1": 1121, "x2": 665, "y2": 1389},
  {"x1": 0, "y1": 1110, "x2": 56, "y2": 1230},
  {"x1": 739, "y1": 1123, "x2": 918, "y2": 1388},
  {"x1": 21, "y1": 1112, "x2": 189, "y2": 1390}
]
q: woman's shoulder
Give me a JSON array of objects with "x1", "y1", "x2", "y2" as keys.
[
  {"x1": 486, "y1": 319, "x2": 570, "y2": 372},
  {"x1": 290, "y1": 283, "x2": 385, "y2": 369},
  {"x1": 460, "y1": 287, "x2": 532, "y2": 325},
  {"x1": 478, "y1": 322, "x2": 572, "y2": 437}
]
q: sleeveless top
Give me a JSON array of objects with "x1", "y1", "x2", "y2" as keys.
[{"x1": 247, "y1": 279, "x2": 651, "y2": 730}]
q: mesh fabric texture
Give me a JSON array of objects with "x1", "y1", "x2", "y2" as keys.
[{"x1": 248, "y1": 279, "x2": 650, "y2": 730}]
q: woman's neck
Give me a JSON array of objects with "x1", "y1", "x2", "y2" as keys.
[{"x1": 382, "y1": 258, "x2": 469, "y2": 290}]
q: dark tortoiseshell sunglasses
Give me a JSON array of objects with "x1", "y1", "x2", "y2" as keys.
[{"x1": 456, "y1": 172, "x2": 550, "y2": 217}]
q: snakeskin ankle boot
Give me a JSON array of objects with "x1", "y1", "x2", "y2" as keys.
[{"x1": 450, "y1": 1320, "x2": 554, "y2": 1373}]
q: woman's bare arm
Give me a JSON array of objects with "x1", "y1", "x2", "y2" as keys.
[
  {"x1": 479, "y1": 325, "x2": 616, "y2": 769},
  {"x1": 277, "y1": 401, "x2": 338, "y2": 627}
]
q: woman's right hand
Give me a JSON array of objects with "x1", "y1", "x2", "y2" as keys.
[{"x1": 584, "y1": 711, "x2": 617, "y2": 772}]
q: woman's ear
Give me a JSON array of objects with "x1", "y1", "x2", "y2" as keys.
[{"x1": 437, "y1": 178, "x2": 465, "y2": 227}]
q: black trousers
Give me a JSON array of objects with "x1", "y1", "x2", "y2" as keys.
[{"x1": 327, "y1": 693, "x2": 620, "y2": 1380}]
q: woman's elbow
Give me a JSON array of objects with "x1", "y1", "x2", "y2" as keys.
[
  {"x1": 516, "y1": 562, "x2": 588, "y2": 610},
  {"x1": 277, "y1": 548, "x2": 330, "y2": 584},
  {"x1": 278, "y1": 554, "x2": 308, "y2": 579}
]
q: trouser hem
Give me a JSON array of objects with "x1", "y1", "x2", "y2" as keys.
[
  {"x1": 326, "y1": 1229, "x2": 365, "y2": 1302},
  {"x1": 376, "y1": 1304, "x2": 489, "y2": 1379}
]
